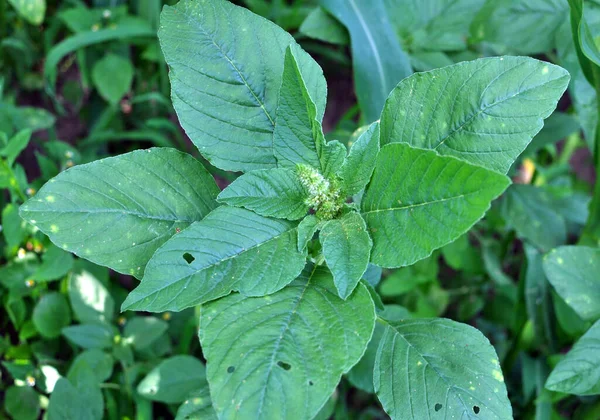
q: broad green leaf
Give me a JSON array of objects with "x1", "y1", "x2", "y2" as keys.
[
  {"x1": 5, "y1": 386, "x2": 40, "y2": 420},
  {"x1": 8, "y1": 0, "x2": 46, "y2": 25},
  {"x1": 199, "y1": 264, "x2": 375, "y2": 420},
  {"x1": 297, "y1": 214, "x2": 323, "y2": 251},
  {"x1": 2, "y1": 203, "x2": 28, "y2": 249},
  {"x1": 32, "y1": 292, "x2": 72, "y2": 339},
  {"x1": 299, "y1": 7, "x2": 349, "y2": 45},
  {"x1": 137, "y1": 355, "x2": 207, "y2": 404},
  {"x1": 32, "y1": 244, "x2": 74, "y2": 282},
  {"x1": 346, "y1": 305, "x2": 410, "y2": 393},
  {"x1": 20, "y1": 148, "x2": 219, "y2": 278},
  {"x1": 320, "y1": 212, "x2": 372, "y2": 299},
  {"x1": 338, "y1": 122, "x2": 379, "y2": 196},
  {"x1": 321, "y1": 0, "x2": 412, "y2": 122},
  {"x1": 273, "y1": 45, "x2": 328, "y2": 172},
  {"x1": 62, "y1": 324, "x2": 115, "y2": 349},
  {"x1": 374, "y1": 318, "x2": 511, "y2": 419},
  {"x1": 92, "y1": 54, "x2": 134, "y2": 105},
  {"x1": 217, "y1": 168, "x2": 309, "y2": 220},
  {"x1": 471, "y1": 0, "x2": 567, "y2": 55},
  {"x1": 543, "y1": 246, "x2": 600, "y2": 322},
  {"x1": 501, "y1": 184, "x2": 566, "y2": 252},
  {"x1": 546, "y1": 320, "x2": 600, "y2": 395},
  {"x1": 122, "y1": 206, "x2": 306, "y2": 312},
  {"x1": 62, "y1": 362, "x2": 104, "y2": 419},
  {"x1": 385, "y1": 0, "x2": 484, "y2": 52},
  {"x1": 47, "y1": 379, "x2": 96, "y2": 420},
  {"x1": 123, "y1": 317, "x2": 168, "y2": 350},
  {"x1": 68, "y1": 349, "x2": 114, "y2": 383},
  {"x1": 175, "y1": 386, "x2": 217, "y2": 420},
  {"x1": 159, "y1": 0, "x2": 325, "y2": 172},
  {"x1": 69, "y1": 270, "x2": 114, "y2": 324},
  {"x1": 380, "y1": 57, "x2": 570, "y2": 174},
  {"x1": 361, "y1": 143, "x2": 510, "y2": 268}
]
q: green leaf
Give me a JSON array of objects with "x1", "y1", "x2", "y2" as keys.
[
  {"x1": 32, "y1": 244, "x2": 74, "y2": 282},
  {"x1": 175, "y1": 386, "x2": 217, "y2": 420},
  {"x1": 545, "y1": 319, "x2": 600, "y2": 395},
  {"x1": 0, "y1": 129, "x2": 31, "y2": 166},
  {"x1": 68, "y1": 349, "x2": 114, "y2": 383},
  {"x1": 471, "y1": 0, "x2": 567, "y2": 55},
  {"x1": 5, "y1": 386, "x2": 40, "y2": 420},
  {"x1": 159, "y1": 0, "x2": 325, "y2": 172},
  {"x1": 69, "y1": 270, "x2": 114, "y2": 324},
  {"x1": 543, "y1": 246, "x2": 600, "y2": 322},
  {"x1": 320, "y1": 212, "x2": 372, "y2": 299},
  {"x1": 20, "y1": 148, "x2": 219, "y2": 278},
  {"x1": 8, "y1": 0, "x2": 46, "y2": 25},
  {"x1": 321, "y1": 0, "x2": 412, "y2": 122},
  {"x1": 374, "y1": 318, "x2": 512, "y2": 419},
  {"x1": 32, "y1": 292, "x2": 72, "y2": 339},
  {"x1": 380, "y1": 57, "x2": 570, "y2": 174},
  {"x1": 361, "y1": 143, "x2": 510, "y2": 268},
  {"x1": 501, "y1": 184, "x2": 566, "y2": 252},
  {"x1": 123, "y1": 317, "x2": 168, "y2": 350},
  {"x1": 2, "y1": 203, "x2": 28, "y2": 249},
  {"x1": 92, "y1": 54, "x2": 134, "y2": 105},
  {"x1": 47, "y1": 378, "x2": 96, "y2": 420},
  {"x1": 338, "y1": 122, "x2": 379, "y2": 196},
  {"x1": 137, "y1": 355, "x2": 207, "y2": 404},
  {"x1": 62, "y1": 362, "x2": 104, "y2": 419},
  {"x1": 524, "y1": 112, "x2": 580, "y2": 155},
  {"x1": 386, "y1": 0, "x2": 484, "y2": 52},
  {"x1": 199, "y1": 264, "x2": 375, "y2": 420},
  {"x1": 62, "y1": 324, "x2": 115, "y2": 349},
  {"x1": 299, "y1": 7, "x2": 349, "y2": 45},
  {"x1": 297, "y1": 214, "x2": 323, "y2": 252},
  {"x1": 273, "y1": 45, "x2": 329, "y2": 173},
  {"x1": 122, "y1": 206, "x2": 306, "y2": 312},
  {"x1": 217, "y1": 169, "x2": 309, "y2": 220},
  {"x1": 346, "y1": 305, "x2": 410, "y2": 393}
]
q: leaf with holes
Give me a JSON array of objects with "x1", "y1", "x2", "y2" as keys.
[
  {"x1": 543, "y1": 246, "x2": 600, "y2": 322},
  {"x1": 361, "y1": 143, "x2": 510, "y2": 268},
  {"x1": 159, "y1": 0, "x2": 325, "y2": 172},
  {"x1": 374, "y1": 318, "x2": 512, "y2": 419},
  {"x1": 199, "y1": 264, "x2": 375, "y2": 419},
  {"x1": 380, "y1": 57, "x2": 569, "y2": 173},
  {"x1": 19, "y1": 148, "x2": 219, "y2": 278},
  {"x1": 122, "y1": 206, "x2": 306, "y2": 312}
]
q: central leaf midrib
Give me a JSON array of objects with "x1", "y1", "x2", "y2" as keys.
[
  {"x1": 361, "y1": 191, "x2": 481, "y2": 215},
  {"x1": 23, "y1": 208, "x2": 193, "y2": 222}
]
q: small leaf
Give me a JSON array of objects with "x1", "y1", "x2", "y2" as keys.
[
  {"x1": 362, "y1": 143, "x2": 510, "y2": 268},
  {"x1": 320, "y1": 212, "x2": 372, "y2": 299},
  {"x1": 338, "y1": 122, "x2": 380, "y2": 196},
  {"x1": 297, "y1": 214, "x2": 323, "y2": 252},
  {"x1": 159, "y1": 0, "x2": 325, "y2": 171},
  {"x1": 299, "y1": 7, "x2": 349, "y2": 45},
  {"x1": 5, "y1": 386, "x2": 40, "y2": 420},
  {"x1": 92, "y1": 54, "x2": 134, "y2": 105},
  {"x1": 543, "y1": 246, "x2": 600, "y2": 322},
  {"x1": 123, "y1": 317, "x2": 168, "y2": 350},
  {"x1": 47, "y1": 378, "x2": 96, "y2": 420},
  {"x1": 374, "y1": 318, "x2": 512, "y2": 419},
  {"x1": 200, "y1": 264, "x2": 375, "y2": 420},
  {"x1": 69, "y1": 270, "x2": 114, "y2": 324},
  {"x1": 68, "y1": 349, "x2": 114, "y2": 383},
  {"x1": 2, "y1": 203, "x2": 28, "y2": 250},
  {"x1": 32, "y1": 244, "x2": 74, "y2": 282},
  {"x1": 32, "y1": 292, "x2": 71, "y2": 339},
  {"x1": 546, "y1": 319, "x2": 600, "y2": 395},
  {"x1": 20, "y1": 148, "x2": 219, "y2": 278},
  {"x1": 218, "y1": 168, "x2": 309, "y2": 220},
  {"x1": 8, "y1": 0, "x2": 46, "y2": 25},
  {"x1": 175, "y1": 385, "x2": 217, "y2": 420},
  {"x1": 0, "y1": 129, "x2": 31, "y2": 166},
  {"x1": 380, "y1": 57, "x2": 570, "y2": 173},
  {"x1": 137, "y1": 355, "x2": 207, "y2": 404},
  {"x1": 122, "y1": 206, "x2": 306, "y2": 312},
  {"x1": 62, "y1": 324, "x2": 114, "y2": 349}
]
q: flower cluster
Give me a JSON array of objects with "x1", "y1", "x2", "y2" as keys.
[{"x1": 297, "y1": 164, "x2": 343, "y2": 220}]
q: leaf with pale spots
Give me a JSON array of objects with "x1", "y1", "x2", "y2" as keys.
[
  {"x1": 380, "y1": 57, "x2": 570, "y2": 174},
  {"x1": 122, "y1": 206, "x2": 306, "y2": 312},
  {"x1": 19, "y1": 148, "x2": 219, "y2": 278},
  {"x1": 374, "y1": 318, "x2": 512, "y2": 419},
  {"x1": 199, "y1": 264, "x2": 375, "y2": 420}
]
